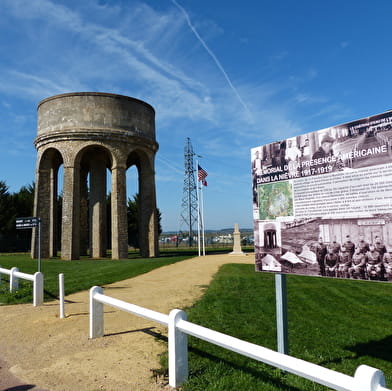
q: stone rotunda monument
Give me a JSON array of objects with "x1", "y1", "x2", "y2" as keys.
[{"x1": 31, "y1": 92, "x2": 159, "y2": 260}]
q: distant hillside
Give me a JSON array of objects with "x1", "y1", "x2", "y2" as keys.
[
  {"x1": 162, "y1": 228, "x2": 253, "y2": 235},
  {"x1": 218, "y1": 228, "x2": 253, "y2": 233}
]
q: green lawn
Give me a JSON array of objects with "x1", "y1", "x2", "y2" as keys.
[
  {"x1": 0, "y1": 251, "x2": 194, "y2": 304},
  {"x1": 167, "y1": 264, "x2": 392, "y2": 390},
  {"x1": 0, "y1": 247, "x2": 252, "y2": 305}
]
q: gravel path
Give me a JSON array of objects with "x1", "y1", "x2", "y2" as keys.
[{"x1": 0, "y1": 253, "x2": 253, "y2": 391}]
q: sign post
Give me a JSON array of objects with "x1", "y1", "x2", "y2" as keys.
[
  {"x1": 275, "y1": 273, "x2": 289, "y2": 354},
  {"x1": 38, "y1": 218, "x2": 41, "y2": 272},
  {"x1": 16, "y1": 217, "x2": 41, "y2": 272}
]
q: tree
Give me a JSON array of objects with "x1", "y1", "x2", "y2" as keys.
[
  {"x1": 0, "y1": 181, "x2": 35, "y2": 252},
  {"x1": 11, "y1": 182, "x2": 35, "y2": 252},
  {"x1": 127, "y1": 193, "x2": 162, "y2": 249},
  {"x1": 157, "y1": 208, "x2": 162, "y2": 236},
  {"x1": 12, "y1": 183, "x2": 34, "y2": 217},
  {"x1": 0, "y1": 181, "x2": 14, "y2": 236}
]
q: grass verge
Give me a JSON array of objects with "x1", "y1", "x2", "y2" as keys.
[
  {"x1": 161, "y1": 263, "x2": 392, "y2": 390},
  {"x1": 0, "y1": 251, "x2": 194, "y2": 304}
]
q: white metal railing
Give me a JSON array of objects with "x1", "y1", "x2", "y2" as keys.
[
  {"x1": 89, "y1": 286, "x2": 168, "y2": 338},
  {"x1": 59, "y1": 273, "x2": 65, "y2": 319},
  {"x1": 0, "y1": 266, "x2": 44, "y2": 306},
  {"x1": 89, "y1": 286, "x2": 389, "y2": 391}
]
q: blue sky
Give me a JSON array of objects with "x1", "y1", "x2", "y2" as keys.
[{"x1": 0, "y1": 0, "x2": 391, "y2": 231}]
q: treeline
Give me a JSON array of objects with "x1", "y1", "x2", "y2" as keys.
[
  {"x1": 0, "y1": 180, "x2": 162, "y2": 254},
  {"x1": 0, "y1": 181, "x2": 35, "y2": 252}
]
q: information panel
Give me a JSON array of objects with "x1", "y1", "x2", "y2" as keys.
[{"x1": 251, "y1": 110, "x2": 392, "y2": 281}]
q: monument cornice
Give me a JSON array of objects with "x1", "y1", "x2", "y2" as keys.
[
  {"x1": 34, "y1": 128, "x2": 159, "y2": 151},
  {"x1": 38, "y1": 92, "x2": 155, "y2": 114}
]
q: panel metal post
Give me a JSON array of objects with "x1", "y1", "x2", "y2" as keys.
[{"x1": 275, "y1": 273, "x2": 289, "y2": 355}]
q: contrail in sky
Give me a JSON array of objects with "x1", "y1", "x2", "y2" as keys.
[
  {"x1": 171, "y1": 0, "x2": 252, "y2": 118},
  {"x1": 157, "y1": 156, "x2": 184, "y2": 174}
]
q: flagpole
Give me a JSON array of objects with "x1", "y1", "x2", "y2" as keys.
[
  {"x1": 196, "y1": 159, "x2": 201, "y2": 257},
  {"x1": 200, "y1": 181, "x2": 206, "y2": 256},
  {"x1": 196, "y1": 160, "x2": 208, "y2": 257}
]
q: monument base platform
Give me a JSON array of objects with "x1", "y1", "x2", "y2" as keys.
[{"x1": 229, "y1": 251, "x2": 247, "y2": 256}]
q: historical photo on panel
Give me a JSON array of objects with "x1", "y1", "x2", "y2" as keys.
[
  {"x1": 258, "y1": 181, "x2": 293, "y2": 220},
  {"x1": 276, "y1": 214, "x2": 392, "y2": 281},
  {"x1": 254, "y1": 220, "x2": 282, "y2": 272}
]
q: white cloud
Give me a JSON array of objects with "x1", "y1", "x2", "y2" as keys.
[
  {"x1": 0, "y1": 0, "x2": 317, "y2": 146},
  {"x1": 171, "y1": 0, "x2": 252, "y2": 120},
  {"x1": 306, "y1": 103, "x2": 354, "y2": 125},
  {"x1": 1, "y1": 1, "x2": 210, "y2": 102},
  {"x1": 156, "y1": 156, "x2": 184, "y2": 176},
  {"x1": 0, "y1": 70, "x2": 88, "y2": 100}
]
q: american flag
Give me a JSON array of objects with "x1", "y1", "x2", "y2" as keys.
[{"x1": 197, "y1": 164, "x2": 208, "y2": 186}]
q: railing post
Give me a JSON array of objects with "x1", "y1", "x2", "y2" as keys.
[
  {"x1": 90, "y1": 286, "x2": 104, "y2": 339},
  {"x1": 354, "y1": 365, "x2": 386, "y2": 391},
  {"x1": 10, "y1": 267, "x2": 19, "y2": 292},
  {"x1": 168, "y1": 309, "x2": 188, "y2": 388},
  {"x1": 33, "y1": 272, "x2": 44, "y2": 306},
  {"x1": 59, "y1": 273, "x2": 65, "y2": 319}
]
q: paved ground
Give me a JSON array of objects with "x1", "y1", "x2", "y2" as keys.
[{"x1": 0, "y1": 253, "x2": 253, "y2": 391}]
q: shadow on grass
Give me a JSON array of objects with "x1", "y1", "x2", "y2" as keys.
[
  {"x1": 141, "y1": 329, "x2": 302, "y2": 391},
  {"x1": 43, "y1": 289, "x2": 79, "y2": 304},
  {"x1": 43, "y1": 289, "x2": 59, "y2": 300},
  {"x1": 318, "y1": 335, "x2": 392, "y2": 368},
  {"x1": 4, "y1": 386, "x2": 37, "y2": 391},
  {"x1": 315, "y1": 354, "x2": 355, "y2": 367},
  {"x1": 345, "y1": 335, "x2": 392, "y2": 362}
]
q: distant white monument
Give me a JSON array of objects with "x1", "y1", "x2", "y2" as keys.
[{"x1": 229, "y1": 223, "x2": 246, "y2": 256}]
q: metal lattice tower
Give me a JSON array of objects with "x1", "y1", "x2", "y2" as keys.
[{"x1": 179, "y1": 137, "x2": 198, "y2": 246}]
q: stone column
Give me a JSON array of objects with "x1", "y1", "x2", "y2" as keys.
[
  {"x1": 90, "y1": 159, "x2": 107, "y2": 258},
  {"x1": 48, "y1": 166, "x2": 58, "y2": 257},
  {"x1": 111, "y1": 165, "x2": 128, "y2": 259},
  {"x1": 79, "y1": 167, "x2": 89, "y2": 256},
  {"x1": 139, "y1": 165, "x2": 159, "y2": 258},
  {"x1": 229, "y1": 223, "x2": 245, "y2": 256},
  {"x1": 61, "y1": 165, "x2": 80, "y2": 260},
  {"x1": 32, "y1": 167, "x2": 51, "y2": 259}
]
